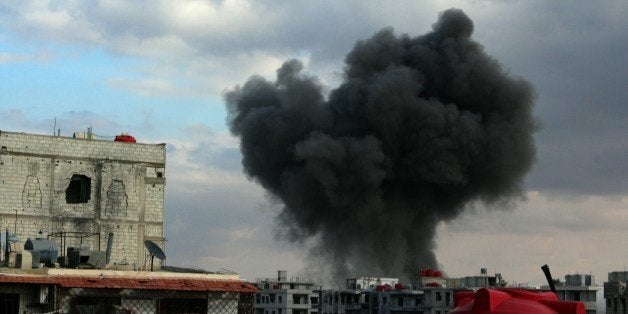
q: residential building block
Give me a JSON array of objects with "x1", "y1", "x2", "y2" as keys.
[{"x1": 0, "y1": 130, "x2": 166, "y2": 269}]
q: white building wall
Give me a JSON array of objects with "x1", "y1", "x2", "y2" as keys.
[{"x1": 0, "y1": 131, "x2": 166, "y2": 269}]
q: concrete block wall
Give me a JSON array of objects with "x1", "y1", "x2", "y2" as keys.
[{"x1": 0, "y1": 130, "x2": 166, "y2": 269}]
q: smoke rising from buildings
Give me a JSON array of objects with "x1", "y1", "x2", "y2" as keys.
[{"x1": 225, "y1": 9, "x2": 535, "y2": 281}]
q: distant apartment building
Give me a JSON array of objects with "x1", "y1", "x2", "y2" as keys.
[
  {"x1": 319, "y1": 268, "x2": 511, "y2": 314},
  {"x1": 0, "y1": 130, "x2": 166, "y2": 269},
  {"x1": 254, "y1": 270, "x2": 321, "y2": 314},
  {"x1": 321, "y1": 277, "x2": 422, "y2": 314},
  {"x1": 541, "y1": 273, "x2": 599, "y2": 314},
  {"x1": 320, "y1": 288, "x2": 365, "y2": 313},
  {"x1": 604, "y1": 271, "x2": 628, "y2": 314},
  {"x1": 321, "y1": 283, "x2": 456, "y2": 314},
  {"x1": 451, "y1": 268, "x2": 507, "y2": 289},
  {"x1": 320, "y1": 271, "x2": 467, "y2": 314}
]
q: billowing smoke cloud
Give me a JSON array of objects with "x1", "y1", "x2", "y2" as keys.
[{"x1": 225, "y1": 9, "x2": 535, "y2": 281}]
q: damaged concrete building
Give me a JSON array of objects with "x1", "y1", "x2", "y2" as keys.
[{"x1": 0, "y1": 130, "x2": 166, "y2": 269}]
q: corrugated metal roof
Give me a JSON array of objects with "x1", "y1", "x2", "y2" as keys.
[{"x1": 0, "y1": 274, "x2": 258, "y2": 292}]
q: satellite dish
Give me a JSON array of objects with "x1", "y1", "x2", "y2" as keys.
[
  {"x1": 144, "y1": 240, "x2": 166, "y2": 260},
  {"x1": 144, "y1": 240, "x2": 166, "y2": 271}
]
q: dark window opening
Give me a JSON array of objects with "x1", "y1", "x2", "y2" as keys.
[
  {"x1": 0, "y1": 293, "x2": 19, "y2": 314},
  {"x1": 66, "y1": 174, "x2": 91, "y2": 203},
  {"x1": 160, "y1": 298, "x2": 207, "y2": 314},
  {"x1": 73, "y1": 296, "x2": 121, "y2": 314}
]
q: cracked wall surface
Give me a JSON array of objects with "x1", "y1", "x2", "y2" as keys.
[{"x1": 0, "y1": 130, "x2": 166, "y2": 269}]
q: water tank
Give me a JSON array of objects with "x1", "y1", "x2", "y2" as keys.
[
  {"x1": 24, "y1": 238, "x2": 59, "y2": 266},
  {"x1": 115, "y1": 133, "x2": 137, "y2": 143}
]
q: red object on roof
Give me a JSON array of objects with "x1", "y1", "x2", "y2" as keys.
[
  {"x1": 0, "y1": 275, "x2": 258, "y2": 293},
  {"x1": 375, "y1": 284, "x2": 393, "y2": 291},
  {"x1": 115, "y1": 134, "x2": 137, "y2": 143},
  {"x1": 449, "y1": 288, "x2": 585, "y2": 314}
]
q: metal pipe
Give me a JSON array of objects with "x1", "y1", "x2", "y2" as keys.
[
  {"x1": 541, "y1": 264, "x2": 558, "y2": 295},
  {"x1": 105, "y1": 232, "x2": 114, "y2": 264},
  {"x1": 4, "y1": 229, "x2": 8, "y2": 263}
]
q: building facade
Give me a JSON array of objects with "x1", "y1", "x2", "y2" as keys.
[
  {"x1": 541, "y1": 273, "x2": 599, "y2": 314},
  {"x1": 0, "y1": 130, "x2": 166, "y2": 269},
  {"x1": 318, "y1": 268, "x2": 512, "y2": 314},
  {"x1": 0, "y1": 268, "x2": 256, "y2": 313},
  {"x1": 254, "y1": 270, "x2": 321, "y2": 314},
  {"x1": 604, "y1": 271, "x2": 628, "y2": 314},
  {"x1": 321, "y1": 276, "x2": 457, "y2": 314}
]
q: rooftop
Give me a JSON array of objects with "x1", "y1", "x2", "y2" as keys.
[{"x1": 0, "y1": 268, "x2": 257, "y2": 293}]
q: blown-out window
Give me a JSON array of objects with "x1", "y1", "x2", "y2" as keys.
[{"x1": 66, "y1": 174, "x2": 91, "y2": 203}]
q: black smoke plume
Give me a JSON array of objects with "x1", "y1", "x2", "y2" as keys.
[{"x1": 225, "y1": 9, "x2": 535, "y2": 281}]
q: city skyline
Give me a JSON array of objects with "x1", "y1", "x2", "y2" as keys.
[{"x1": 1, "y1": 1, "x2": 626, "y2": 285}]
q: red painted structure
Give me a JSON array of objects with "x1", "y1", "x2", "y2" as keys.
[
  {"x1": 420, "y1": 268, "x2": 443, "y2": 277},
  {"x1": 375, "y1": 284, "x2": 393, "y2": 291},
  {"x1": 449, "y1": 288, "x2": 585, "y2": 314},
  {"x1": 0, "y1": 274, "x2": 258, "y2": 292},
  {"x1": 114, "y1": 134, "x2": 137, "y2": 143}
]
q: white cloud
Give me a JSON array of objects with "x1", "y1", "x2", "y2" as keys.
[
  {"x1": 165, "y1": 0, "x2": 279, "y2": 37},
  {"x1": 0, "y1": 0, "x2": 434, "y2": 97},
  {"x1": 12, "y1": 1, "x2": 102, "y2": 44},
  {"x1": 107, "y1": 77, "x2": 196, "y2": 98},
  {"x1": 110, "y1": 34, "x2": 195, "y2": 59},
  {"x1": 161, "y1": 126, "x2": 248, "y2": 189},
  {"x1": 0, "y1": 51, "x2": 52, "y2": 63},
  {"x1": 22, "y1": 4, "x2": 72, "y2": 29}
]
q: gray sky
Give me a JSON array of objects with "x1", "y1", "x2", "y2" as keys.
[{"x1": 0, "y1": 0, "x2": 626, "y2": 285}]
